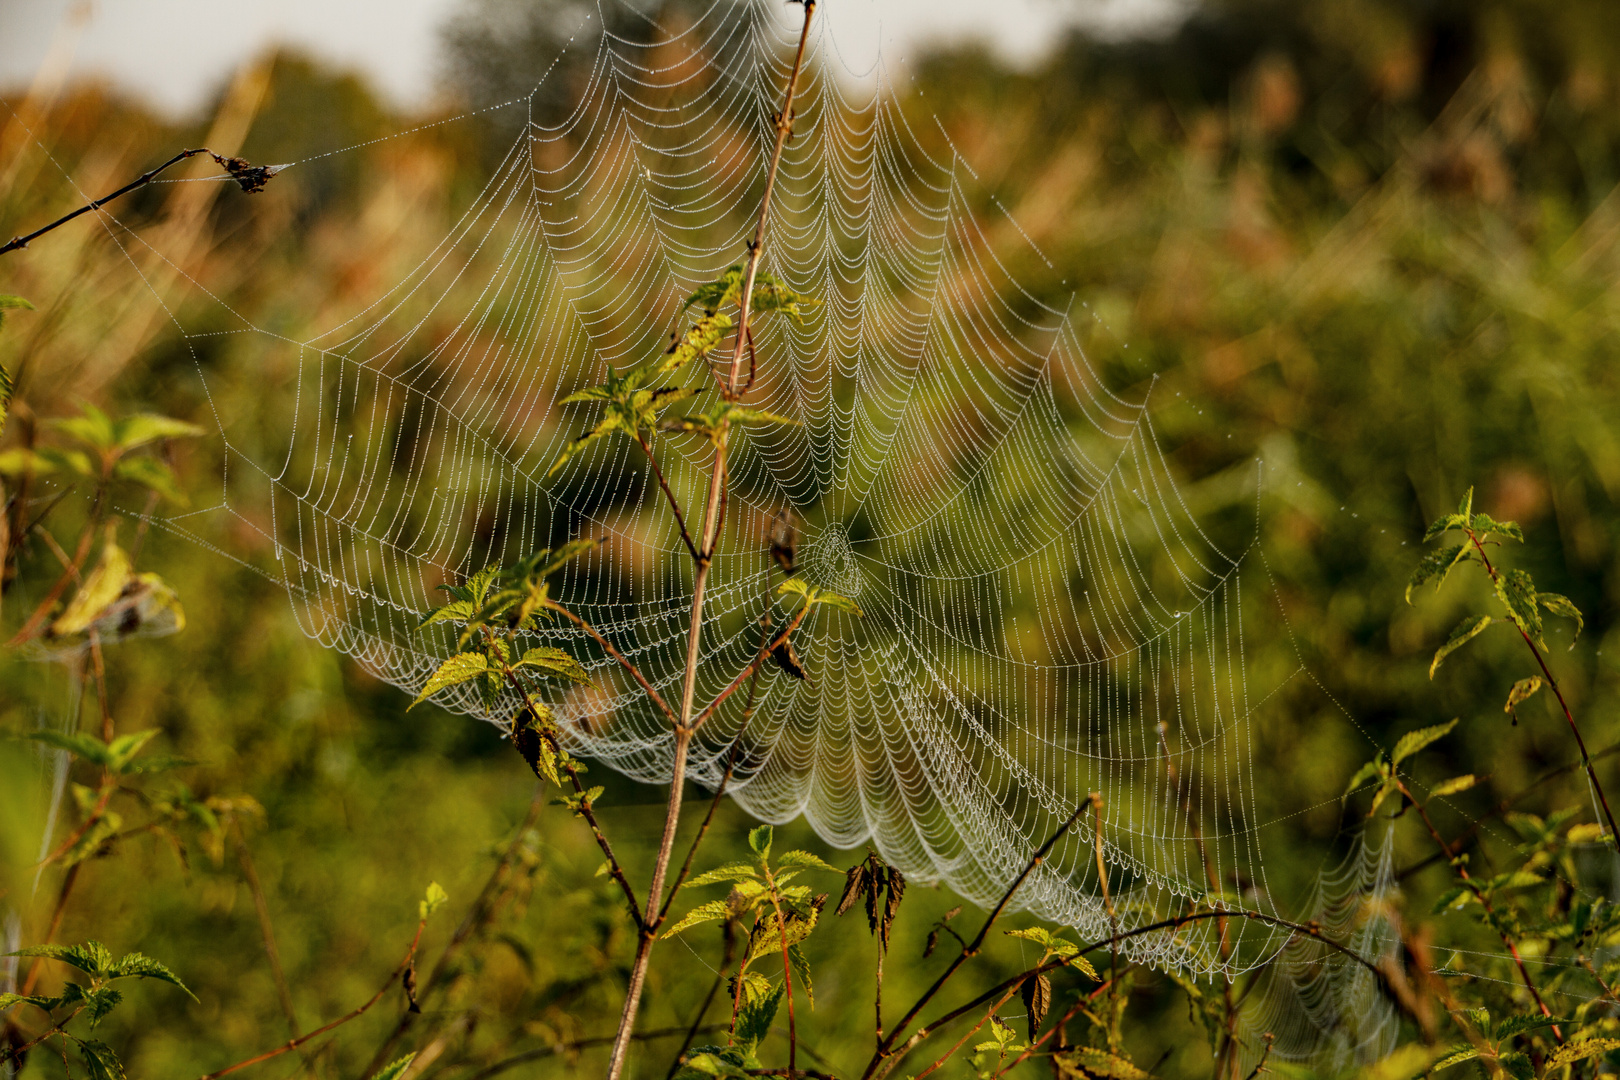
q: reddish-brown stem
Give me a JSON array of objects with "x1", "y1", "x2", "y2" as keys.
[
  {"x1": 234, "y1": 824, "x2": 300, "y2": 1041},
  {"x1": 874, "y1": 801, "x2": 1087, "y2": 1071},
  {"x1": 992, "y1": 972, "x2": 1129, "y2": 1078},
  {"x1": 688, "y1": 602, "x2": 811, "y2": 733},
  {"x1": 195, "y1": 920, "x2": 425, "y2": 1080},
  {"x1": 1399, "y1": 779, "x2": 1561, "y2": 1041},
  {"x1": 912, "y1": 983, "x2": 1022, "y2": 1080},
  {"x1": 1465, "y1": 529, "x2": 1619, "y2": 847},
  {"x1": 547, "y1": 601, "x2": 677, "y2": 725},
  {"x1": 7, "y1": 508, "x2": 99, "y2": 647},
  {"x1": 763, "y1": 868, "x2": 799, "y2": 1076}
]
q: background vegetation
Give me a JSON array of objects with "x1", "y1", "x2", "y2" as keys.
[{"x1": 3, "y1": 0, "x2": 1620, "y2": 1075}]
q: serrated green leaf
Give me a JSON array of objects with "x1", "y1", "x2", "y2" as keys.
[
  {"x1": 734, "y1": 984, "x2": 783, "y2": 1052},
  {"x1": 27, "y1": 729, "x2": 115, "y2": 767},
  {"x1": 105, "y1": 951, "x2": 195, "y2": 998},
  {"x1": 420, "y1": 881, "x2": 449, "y2": 920},
  {"x1": 1393, "y1": 718, "x2": 1457, "y2": 766},
  {"x1": 106, "y1": 730, "x2": 160, "y2": 773},
  {"x1": 0, "y1": 992, "x2": 54, "y2": 1013},
  {"x1": 1423, "y1": 513, "x2": 1468, "y2": 542},
  {"x1": 1545, "y1": 1038, "x2": 1620, "y2": 1069},
  {"x1": 788, "y1": 942, "x2": 814, "y2": 1007},
  {"x1": 684, "y1": 862, "x2": 760, "y2": 888},
  {"x1": 775, "y1": 577, "x2": 864, "y2": 617},
  {"x1": 374, "y1": 1054, "x2": 419, "y2": 1080},
  {"x1": 11, "y1": 941, "x2": 114, "y2": 977},
  {"x1": 1430, "y1": 616, "x2": 1496, "y2": 678},
  {"x1": 1493, "y1": 568, "x2": 1543, "y2": 647},
  {"x1": 663, "y1": 899, "x2": 733, "y2": 938},
  {"x1": 1538, "y1": 592, "x2": 1584, "y2": 645},
  {"x1": 78, "y1": 1038, "x2": 127, "y2": 1080},
  {"x1": 547, "y1": 411, "x2": 626, "y2": 478},
  {"x1": 515, "y1": 646, "x2": 589, "y2": 684},
  {"x1": 409, "y1": 652, "x2": 490, "y2": 710},
  {"x1": 82, "y1": 986, "x2": 125, "y2": 1026},
  {"x1": 748, "y1": 824, "x2": 773, "y2": 860},
  {"x1": 1493, "y1": 1014, "x2": 1568, "y2": 1040},
  {"x1": 657, "y1": 311, "x2": 733, "y2": 376},
  {"x1": 1057, "y1": 1046, "x2": 1150, "y2": 1079},
  {"x1": 776, "y1": 850, "x2": 841, "y2": 873},
  {"x1": 1429, "y1": 1045, "x2": 1479, "y2": 1071},
  {"x1": 1469, "y1": 513, "x2": 1524, "y2": 543},
  {"x1": 1406, "y1": 545, "x2": 1469, "y2": 603}
]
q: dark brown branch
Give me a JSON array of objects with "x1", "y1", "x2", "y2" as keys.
[
  {"x1": 635, "y1": 434, "x2": 700, "y2": 562},
  {"x1": 688, "y1": 601, "x2": 810, "y2": 733},
  {"x1": 1, "y1": 149, "x2": 277, "y2": 256}
]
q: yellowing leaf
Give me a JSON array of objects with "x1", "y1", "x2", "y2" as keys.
[
  {"x1": 1393, "y1": 718, "x2": 1457, "y2": 766},
  {"x1": 1429, "y1": 775, "x2": 1479, "y2": 798},
  {"x1": 409, "y1": 652, "x2": 491, "y2": 710},
  {"x1": 1430, "y1": 616, "x2": 1496, "y2": 678},
  {"x1": 52, "y1": 540, "x2": 134, "y2": 637}
]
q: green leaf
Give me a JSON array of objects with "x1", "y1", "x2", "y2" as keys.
[
  {"x1": 515, "y1": 646, "x2": 589, "y2": 684},
  {"x1": 1493, "y1": 1014, "x2": 1568, "y2": 1040},
  {"x1": 1429, "y1": 1046, "x2": 1479, "y2": 1071},
  {"x1": 0, "y1": 992, "x2": 54, "y2": 1013},
  {"x1": 748, "y1": 824, "x2": 773, "y2": 860},
  {"x1": 1538, "y1": 592, "x2": 1584, "y2": 645},
  {"x1": 408, "y1": 652, "x2": 490, "y2": 710},
  {"x1": 374, "y1": 1054, "x2": 419, "y2": 1080},
  {"x1": 776, "y1": 850, "x2": 841, "y2": 874},
  {"x1": 1430, "y1": 616, "x2": 1496, "y2": 678},
  {"x1": 1430, "y1": 886, "x2": 1474, "y2": 914},
  {"x1": 1469, "y1": 513, "x2": 1524, "y2": 543},
  {"x1": 683, "y1": 862, "x2": 760, "y2": 888},
  {"x1": 1342, "y1": 759, "x2": 1385, "y2": 800},
  {"x1": 105, "y1": 950, "x2": 195, "y2": 997},
  {"x1": 734, "y1": 984, "x2": 783, "y2": 1052},
  {"x1": 657, "y1": 311, "x2": 733, "y2": 376},
  {"x1": 1457, "y1": 487, "x2": 1474, "y2": 518},
  {"x1": 420, "y1": 881, "x2": 449, "y2": 920},
  {"x1": 748, "y1": 272, "x2": 820, "y2": 323},
  {"x1": 106, "y1": 730, "x2": 160, "y2": 773},
  {"x1": 27, "y1": 729, "x2": 116, "y2": 767},
  {"x1": 660, "y1": 900, "x2": 732, "y2": 939},
  {"x1": 1545, "y1": 1038, "x2": 1620, "y2": 1069},
  {"x1": 78, "y1": 1038, "x2": 128, "y2": 1080},
  {"x1": 110, "y1": 413, "x2": 205, "y2": 452},
  {"x1": 0, "y1": 294, "x2": 36, "y2": 325},
  {"x1": 775, "y1": 577, "x2": 864, "y2": 617},
  {"x1": 1367, "y1": 775, "x2": 1400, "y2": 818},
  {"x1": 111, "y1": 456, "x2": 187, "y2": 504},
  {"x1": 1406, "y1": 545, "x2": 1469, "y2": 603},
  {"x1": 1429, "y1": 775, "x2": 1479, "y2": 798},
  {"x1": 1392, "y1": 718, "x2": 1457, "y2": 766},
  {"x1": 788, "y1": 942, "x2": 814, "y2": 1007},
  {"x1": 11, "y1": 941, "x2": 115, "y2": 977},
  {"x1": 547, "y1": 411, "x2": 627, "y2": 478},
  {"x1": 82, "y1": 986, "x2": 125, "y2": 1026},
  {"x1": 1422, "y1": 514, "x2": 1468, "y2": 542},
  {"x1": 0, "y1": 362, "x2": 11, "y2": 438},
  {"x1": 52, "y1": 540, "x2": 135, "y2": 637},
  {"x1": 1057, "y1": 1047, "x2": 1150, "y2": 1079},
  {"x1": 50, "y1": 404, "x2": 118, "y2": 452},
  {"x1": 663, "y1": 402, "x2": 801, "y2": 441},
  {"x1": 685, "y1": 266, "x2": 745, "y2": 314},
  {"x1": 1493, "y1": 568, "x2": 1544, "y2": 647}
]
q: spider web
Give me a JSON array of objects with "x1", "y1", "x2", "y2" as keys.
[{"x1": 40, "y1": 0, "x2": 1400, "y2": 1065}]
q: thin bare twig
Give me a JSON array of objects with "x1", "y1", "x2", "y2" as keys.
[
  {"x1": 1, "y1": 149, "x2": 277, "y2": 256},
  {"x1": 194, "y1": 919, "x2": 425, "y2": 1080},
  {"x1": 546, "y1": 601, "x2": 678, "y2": 726},
  {"x1": 635, "y1": 434, "x2": 700, "y2": 562},
  {"x1": 233, "y1": 824, "x2": 300, "y2": 1041}
]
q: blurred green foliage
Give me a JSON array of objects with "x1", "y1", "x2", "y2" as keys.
[{"x1": 3, "y1": 0, "x2": 1620, "y2": 1075}]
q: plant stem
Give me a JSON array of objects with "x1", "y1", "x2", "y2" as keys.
[
  {"x1": 1465, "y1": 528, "x2": 1620, "y2": 847},
  {"x1": 233, "y1": 824, "x2": 299, "y2": 1041},
  {"x1": 1398, "y1": 780, "x2": 1561, "y2": 1039},
  {"x1": 603, "y1": 6, "x2": 816, "y2": 1077}
]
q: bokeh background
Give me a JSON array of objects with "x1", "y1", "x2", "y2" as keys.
[{"x1": 3, "y1": 0, "x2": 1619, "y2": 1076}]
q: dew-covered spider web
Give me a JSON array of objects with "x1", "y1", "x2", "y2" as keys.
[{"x1": 44, "y1": 0, "x2": 1404, "y2": 1066}]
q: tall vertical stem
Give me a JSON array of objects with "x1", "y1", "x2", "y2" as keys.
[{"x1": 604, "y1": 7, "x2": 816, "y2": 1079}]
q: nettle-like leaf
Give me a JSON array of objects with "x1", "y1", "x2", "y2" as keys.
[
  {"x1": 748, "y1": 824, "x2": 773, "y2": 860},
  {"x1": 1056, "y1": 1047, "x2": 1150, "y2": 1080},
  {"x1": 1493, "y1": 568, "x2": 1544, "y2": 647},
  {"x1": 548, "y1": 364, "x2": 693, "y2": 477},
  {"x1": 409, "y1": 652, "x2": 490, "y2": 710},
  {"x1": 515, "y1": 646, "x2": 590, "y2": 684},
  {"x1": 1406, "y1": 544, "x2": 1470, "y2": 603},
  {"x1": 1430, "y1": 774, "x2": 1479, "y2": 798},
  {"x1": 1021, "y1": 972, "x2": 1052, "y2": 1041},
  {"x1": 1392, "y1": 718, "x2": 1457, "y2": 766},
  {"x1": 1430, "y1": 615, "x2": 1497, "y2": 678},
  {"x1": 733, "y1": 984, "x2": 783, "y2": 1052},
  {"x1": 777, "y1": 850, "x2": 841, "y2": 874},
  {"x1": 1537, "y1": 592, "x2": 1584, "y2": 645},
  {"x1": 776, "y1": 577, "x2": 863, "y2": 617},
  {"x1": 748, "y1": 272, "x2": 819, "y2": 322},
  {"x1": 684, "y1": 862, "x2": 760, "y2": 888},
  {"x1": 658, "y1": 311, "x2": 734, "y2": 376},
  {"x1": 787, "y1": 942, "x2": 814, "y2": 1007},
  {"x1": 1545, "y1": 1038, "x2": 1620, "y2": 1069},
  {"x1": 662, "y1": 401, "x2": 800, "y2": 442},
  {"x1": 1469, "y1": 512, "x2": 1525, "y2": 543},
  {"x1": 78, "y1": 1038, "x2": 128, "y2": 1080},
  {"x1": 12, "y1": 941, "x2": 116, "y2": 977}
]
